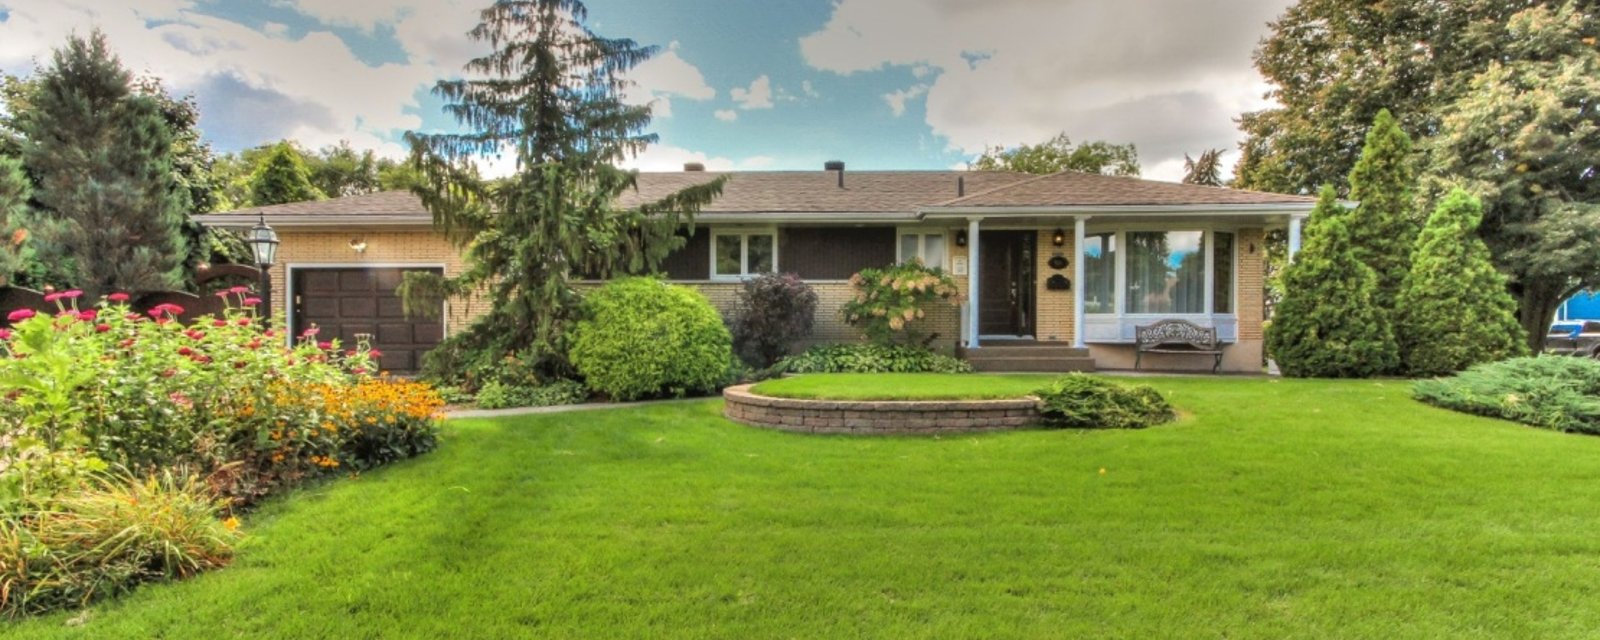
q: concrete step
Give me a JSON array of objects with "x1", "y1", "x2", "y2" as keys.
[
  {"x1": 962, "y1": 345, "x2": 1090, "y2": 358},
  {"x1": 967, "y1": 357, "x2": 1097, "y2": 373}
]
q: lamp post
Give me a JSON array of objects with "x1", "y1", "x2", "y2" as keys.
[{"x1": 246, "y1": 213, "x2": 279, "y2": 324}]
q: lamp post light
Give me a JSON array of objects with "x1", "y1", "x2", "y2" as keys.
[{"x1": 245, "y1": 213, "x2": 279, "y2": 324}]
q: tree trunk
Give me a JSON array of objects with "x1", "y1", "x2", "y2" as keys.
[{"x1": 1515, "y1": 285, "x2": 1565, "y2": 354}]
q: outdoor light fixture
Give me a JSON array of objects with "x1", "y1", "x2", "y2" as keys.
[
  {"x1": 1051, "y1": 228, "x2": 1066, "y2": 247},
  {"x1": 348, "y1": 237, "x2": 368, "y2": 254},
  {"x1": 955, "y1": 229, "x2": 968, "y2": 247},
  {"x1": 1248, "y1": 242, "x2": 1257, "y2": 255},
  {"x1": 246, "y1": 213, "x2": 279, "y2": 322}
]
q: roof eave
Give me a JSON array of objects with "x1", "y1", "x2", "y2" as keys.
[
  {"x1": 193, "y1": 214, "x2": 434, "y2": 228},
  {"x1": 917, "y1": 202, "x2": 1322, "y2": 219}
]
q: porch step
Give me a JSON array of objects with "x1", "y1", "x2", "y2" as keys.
[{"x1": 965, "y1": 356, "x2": 1097, "y2": 373}]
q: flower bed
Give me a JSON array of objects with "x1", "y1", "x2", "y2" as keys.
[{"x1": 0, "y1": 288, "x2": 444, "y2": 617}]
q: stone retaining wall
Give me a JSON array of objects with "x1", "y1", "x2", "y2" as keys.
[{"x1": 723, "y1": 384, "x2": 1041, "y2": 435}]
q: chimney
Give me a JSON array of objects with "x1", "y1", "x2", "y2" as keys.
[
  {"x1": 683, "y1": 162, "x2": 705, "y2": 172},
  {"x1": 825, "y1": 160, "x2": 845, "y2": 188},
  {"x1": 958, "y1": 176, "x2": 966, "y2": 197}
]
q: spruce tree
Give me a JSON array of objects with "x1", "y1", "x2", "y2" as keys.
[
  {"x1": 1267, "y1": 186, "x2": 1399, "y2": 378},
  {"x1": 1346, "y1": 108, "x2": 1418, "y2": 313},
  {"x1": 1395, "y1": 189, "x2": 1527, "y2": 376},
  {"x1": 18, "y1": 31, "x2": 187, "y2": 296},
  {"x1": 399, "y1": 0, "x2": 725, "y2": 382},
  {"x1": 248, "y1": 142, "x2": 324, "y2": 206}
]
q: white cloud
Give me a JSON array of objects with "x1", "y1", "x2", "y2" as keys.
[
  {"x1": 276, "y1": 0, "x2": 415, "y2": 31},
  {"x1": 619, "y1": 144, "x2": 736, "y2": 172},
  {"x1": 620, "y1": 41, "x2": 715, "y2": 119},
  {"x1": 714, "y1": 109, "x2": 738, "y2": 122},
  {"x1": 730, "y1": 74, "x2": 773, "y2": 110},
  {"x1": 800, "y1": 80, "x2": 819, "y2": 98},
  {"x1": 799, "y1": 0, "x2": 1291, "y2": 179},
  {"x1": 882, "y1": 84, "x2": 927, "y2": 117},
  {"x1": 740, "y1": 156, "x2": 776, "y2": 169}
]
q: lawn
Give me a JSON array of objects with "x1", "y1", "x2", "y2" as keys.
[
  {"x1": 14, "y1": 377, "x2": 1600, "y2": 638},
  {"x1": 751, "y1": 372, "x2": 1056, "y2": 400}
]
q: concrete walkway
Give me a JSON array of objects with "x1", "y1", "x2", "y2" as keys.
[{"x1": 446, "y1": 397, "x2": 705, "y2": 419}]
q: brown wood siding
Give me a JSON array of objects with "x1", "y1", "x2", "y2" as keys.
[
  {"x1": 658, "y1": 229, "x2": 709, "y2": 280},
  {"x1": 780, "y1": 227, "x2": 896, "y2": 280}
]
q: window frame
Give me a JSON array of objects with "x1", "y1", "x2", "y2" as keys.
[
  {"x1": 895, "y1": 227, "x2": 950, "y2": 270},
  {"x1": 709, "y1": 226, "x2": 779, "y2": 281},
  {"x1": 1086, "y1": 226, "x2": 1239, "y2": 317}
]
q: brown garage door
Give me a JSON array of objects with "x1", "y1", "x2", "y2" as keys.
[{"x1": 292, "y1": 267, "x2": 444, "y2": 375}]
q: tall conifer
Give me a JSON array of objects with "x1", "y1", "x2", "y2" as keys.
[{"x1": 1346, "y1": 108, "x2": 1418, "y2": 313}]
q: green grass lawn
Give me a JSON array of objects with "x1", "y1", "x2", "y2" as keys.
[
  {"x1": 752, "y1": 372, "x2": 1057, "y2": 400},
  {"x1": 15, "y1": 377, "x2": 1600, "y2": 638}
]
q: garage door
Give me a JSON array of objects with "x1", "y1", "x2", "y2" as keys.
[{"x1": 291, "y1": 267, "x2": 444, "y2": 375}]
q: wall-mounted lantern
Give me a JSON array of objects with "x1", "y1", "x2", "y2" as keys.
[{"x1": 1051, "y1": 228, "x2": 1066, "y2": 247}]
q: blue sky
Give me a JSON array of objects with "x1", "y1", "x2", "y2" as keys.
[{"x1": 0, "y1": 0, "x2": 1294, "y2": 181}]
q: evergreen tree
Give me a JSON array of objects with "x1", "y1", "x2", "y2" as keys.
[
  {"x1": 248, "y1": 142, "x2": 324, "y2": 206},
  {"x1": 1181, "y1": 149, "x2": 1226, "y2": 186},
  {"x1": 1395, "y1": 189, "x2": 1527, "y2": 376},
  {"x1": 0, "y1": 156, "x2": 32, "y2": 287},
  {"x1": 1345, "y1": 108, "x2": 1418, "y2": 313},
  {"x1": 18, "y1": 31, "x2": 187, "y2": 296},
  {"x1": 399, "y1": 0, "x2": 725, "y2": 382},
  {"x1": 1266, "y1": 186, "x2": 1399, "y2": 378}
]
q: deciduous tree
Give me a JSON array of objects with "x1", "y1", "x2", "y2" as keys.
[
  {"x1": 247, "y1": 142, "x2": 324, "y2": 206},
  {"x1": 971, "y1": 133, "x2": 1139, "y2": 176}
]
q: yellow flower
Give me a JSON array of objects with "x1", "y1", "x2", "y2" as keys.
[{"x1": 223, "y1": 516, "x2": 241, "y2": 532}]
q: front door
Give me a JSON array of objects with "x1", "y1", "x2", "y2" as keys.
[{"x1": 978, "y1": 231, "x2": 1036, "y2": 336}]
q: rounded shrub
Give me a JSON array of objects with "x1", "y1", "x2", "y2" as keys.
[
  {"x1": 569, "y1": 277, "x2": 733, "y2": 401},
  {"x1": 1033, "y1": 373, "x2": 1175, "y2": 429}
]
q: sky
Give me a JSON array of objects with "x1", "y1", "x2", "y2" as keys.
[{"x1": 0, "y1": 0, "x2": 1296, "y2": 182}]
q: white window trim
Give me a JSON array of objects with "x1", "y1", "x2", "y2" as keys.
[
  {"x1": 895, "y1": 227, "x2": 951, "y2": 270},
  {"x1": 1081, "y1": 224, "x2": 1241, "y2": 320},
  {"x1": 709, "y1": 226, "x2": 779, "y2": 281}
]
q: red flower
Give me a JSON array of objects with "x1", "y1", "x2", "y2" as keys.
[
  {"x1": 264, "y1": 329, "x2": 277, "y2": 338},
  {"x1": 193, "y1": 354, "x2": 213, "y2": 364},
  {"x1": 7, "y1": 309, "x2": 35, "y2": 322},
  {"x1": 160, "y1": 368, "x2": 176, "y2": 378},
  {"x1": 236, "y1": 318, "x2": 251, "y2": 326},
  {"x1": 247, "y1": 339, "x2": 262, "y2": 349},
  {"x1": 213, "y1": 319, "x2": 228, "y2": 327},
  {"x1": 345, "y1": 349, "x2": 358, "y2": 357},
  {"x1": 317, "y1": 341, "x2": 332, "y2": 350},
  {"x1": 78, "y1": 310, "x2": 97, "y2": 322},
  {"x1": 95, "y1": 324, "x2": 111, "y2": 333},
  {"x1": 107, "y1": 292, "x2": 130, "y2": 303},
  {"x1": 242, "y1": 297, "x2": 262, "y2": 306},
  {"x1": 353, "y1": 367, "x2": 367, "y2": 375},
  {"x1": 119, "y1": 339, "x2": 135, "y2": 348},
  {"x1": 177, "y1": 346, "x2": 194, "y2": 356},
  {"x1": 368, "y1": 349, "x2": 383, "y2": 358},
  {"x1": 185, "y1": 329, "x2": 206, "y2": 340}
]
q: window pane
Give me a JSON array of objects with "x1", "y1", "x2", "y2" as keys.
[
  {"x1": 923, "y1": 234, "x2": 946, "y2": 269},
  {"x1": 1126, "y1": 231, "x2": 1205, "y2": 314},
  {"x1": 1083, "y1": 233, "x2": 1116, "y2": 314},
  {"x1": 746, "y1": 234, "x2": 774, "y2": 274},
  {"x1": 900, "y1": 234, "x2": 920, "y2": 263},
  {"x1": 715, "y1": 235, "x2": 742, "y2": 276},
  {"x1": 1213, "y1": 232, "x2": 1233, "y2": 314}
]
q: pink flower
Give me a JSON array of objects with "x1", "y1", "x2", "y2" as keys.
[
  {"x1": 229, "y1": 286, "x2": 249, "y2": 294},
  {"x1": 236, "y1": 318, "x2": 251, "y2": 327},
  {"x1": 247, "y1": 339, "x2": 262, "y2": 349},
  {"x1": 302, "y1": 327, "x2": 320, "y2": 337},
  {"x1": 215, "y1": 291, "x2": 230, "y2": 298},
  {"x1": 345, "y1": 349, "x2": 358, "y2": 357},
  {"x1": 107, "y1": 292, "x2": 130, "y2": 303},
  {"x1": 264, "y1": 329, "x2": 277, "y2": 338},
  {"x1": 124, "y1": 312, "x2": 143, "y2": 322},
  {"x1": 62, "y1": 290, "x2": 82, "y2": 299},
  {"x1": 7, "y1": 309, "x2": 35, "y2": 322},
  {"x1": 77, "y1": 310, "x2": 97, "y2": 321},
  {"x1": 242, "y1": 297, "x2": 262, "y2": 306},
  {"x1": 213, "y1": 319, "x2": 228, "y2": 328},
  {"x1": 185, "y1": 329, "x2": 205, "y2": 340},
  {"x1": 317, "y1": 341, "x2": 332, "y2": 350},
  {"x1": 368, "y1": 349, "x2": 383, "y2": 358},
  {"x1": 95, "y1": 324, "x2": 111, "y2": 333},
  {"x1": 42, "y1": 292, "x2": 62, "y2": 303},
  {"x1": 0, "y1": 329, "x2": 11, "y2": 340},
  {"x1": 353, "y1": 367, "x2": 367, "y2": 375}
]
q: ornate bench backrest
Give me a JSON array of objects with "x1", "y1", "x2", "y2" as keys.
[{"x1": 1135, "y1": 319, "x2": 1218, "y2": 350}]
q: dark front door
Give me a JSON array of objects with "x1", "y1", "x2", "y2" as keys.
[
  {"x1": 292, "y1": 267, "x2": 445, "y2": 374},
  {"x1": 978, "y1": 231, "x2": 1036, "y2": 336}
]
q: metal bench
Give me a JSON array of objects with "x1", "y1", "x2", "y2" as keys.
[{"x1": 1135, "y1": 319, "x2": 1224, "y2": 373}]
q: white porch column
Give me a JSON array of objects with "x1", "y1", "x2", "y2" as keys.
[
  {"x1": 966, "y1": 217, "x2": 981, "y2": 349},
  {"x1": 1288, "y1": 215, "x2": 1305, "y2": 260},
  {"x1": 1072, "y1": 215, "x2": 1088, "y2": 349}
]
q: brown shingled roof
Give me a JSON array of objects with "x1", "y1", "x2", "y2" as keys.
[
  {"x1": 930, "y1": 170, "x2": 1319, "y2": 208},
  {"x1": 618, "y1": 170, "x2": 1029, "y2": 212}
]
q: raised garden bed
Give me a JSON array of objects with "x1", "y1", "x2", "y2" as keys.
[{"x1": 723, "y1": 383, "x2": 1040, "y2": 435}]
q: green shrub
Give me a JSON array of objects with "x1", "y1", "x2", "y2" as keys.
[
  {"x1": 777, "y1": 343, "x2": 973, "y2": 374},
  {"x1": 0, "y1": 470, "x2": 238, "y2": 618},
  {"x1": 1033, "y1": 374, "x2": 1175, "y2": 429},
  {"x1": 476, "y1": 379, "x2": 588, "y2": 410},
  {"x1": 1413, "y1": 356, "x2": 1600, "y2": 434},
  {"x1": 841, "y1": 261, "x2": 960, "y2": 345},
  {"x1": 569, "y1": 278, "x2": 733, "y2": 401}
]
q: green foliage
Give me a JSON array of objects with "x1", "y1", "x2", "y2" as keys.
[
  {"x1": 1428, "y1": 3, "x2": 1600, "y2": 350},
  {"x1": 1395, "y1": 189, "x2": 1528, "y2": 376},
  {"x1": 17, "y1": 31, "x2": 188, "y2": 296},
  {"x1": 475, "y1": 379, "x2": 588, "y2": 410},
  {"x1": 247, "y1": 142, "x2": 324, "y2": 206},
  {"x1": 776, "y1": 343, "x2": 973, "y2": 374},
  {"x1": 0, "y1": 156, "x2": 32, "y2": 287},
  {"x1": 1033, "y1": 373, "x2": 1175, "y2": 429},
  {"x1": 970, "y1": 132, "x2": 1139, "y2": 176},
  {"x1": 569, "y1": 278, "x2": 732, "y2": 401},
  {"x1": 0, "y1": 470, "x2": 238, "y2": 618},
  {"x1": 841, "y1": 262, "x2": 960, "y2": 345},
  {"x1": 1267, "y1": 186, "x2": 1399, "y2": 377},
  {"x1": 1413, "y1": 356, "x2": 1600, "y2": 434},
  {"x1": 397, "y1": 0, "x2": 726, "y2": 384},
  {"x1": 1181, "y1": 148, "x2": 1226, "y2": 186},
  {"x1": 1345, "y1": 108, "x2": 1419, "y2": 313},
  {"x1": 728, "y1": 272, "x2": 818, "y2": 368}
]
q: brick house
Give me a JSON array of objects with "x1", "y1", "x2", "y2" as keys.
[{"x1": 194, "y1": 164, "x2": 1318, "y2": 374}]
